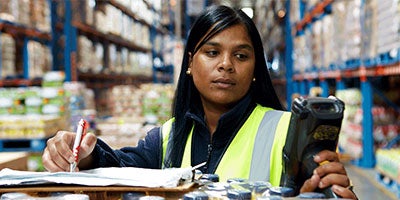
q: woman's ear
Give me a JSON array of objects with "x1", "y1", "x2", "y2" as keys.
[
  {"x1": 186, "y1": 52, "x2": 193, "y2": 75},
  {"x1": 188, "y1": 52, "x2": 193, "y2": 65},
  {"x1": 188, "y1": 52, "x2": 193, "y2": 69}
]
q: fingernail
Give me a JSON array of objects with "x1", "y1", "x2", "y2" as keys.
[
  {"x1": 311, "y1": 174, "x2": 318, "y2": 182},
  {"x1": 319, "y1": 181, "x2": 324, "y2": 188},
  {"x1": 332, "y1": 185, "x2": 341, "y2": 193}
]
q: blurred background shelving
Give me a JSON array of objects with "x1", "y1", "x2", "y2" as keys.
[{"x1": 0, "y1": 0, "x2": 399, "y2": 198}]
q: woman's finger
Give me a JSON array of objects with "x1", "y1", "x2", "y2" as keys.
[
  {"x1": 331, "y1": 185, "x2": 358, "y2": 199},
  {"x1": 300, "y1": 174, "x2": 320, "y2": 193},
  {"x1": 314, "y1": 150, "x2": 339, "y2": 163},
  {"x1": 318, "y1": 173, "x2": 350, "y2": 189},
  {"x1": 314, "y1": 161, "x2": 347, "y2": 178},
  {"x1": 79, "y1": 132, "x2": 97, "y2": 161},
  {"x1": 42, "y1": 147, "x2": 67, "y2": 172}
]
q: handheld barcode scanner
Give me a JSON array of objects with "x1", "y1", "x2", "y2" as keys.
[{"x1": 280, "y1": 96, "x2": 345, "y2": 198}]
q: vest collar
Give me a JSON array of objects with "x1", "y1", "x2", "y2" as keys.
[{"x1": 184, "y1": 93, "x2": 256, "y2": 147}]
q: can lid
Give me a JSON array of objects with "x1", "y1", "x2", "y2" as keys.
[
  {"x1": 227, "y1": 188, "x2": 252, "y2": 199},
  {"x1": 256, "y1": 195, "x2": 283, "y2": 200},
  {"x1": 122, "y1": 192, "x2": 146, "y2": 200},
  {"x1": 269, "y1": 186, "x2": 294, "y2": 197},
  {"x1": 183, "y1": 191, "x2": 209, "y2": 200},
  {"x1": 227, "y1": 177, "x2": 247, "y2": 183},
  {"x1": 200, "y1": 174, "x2": 219, "y2": 182},
  {"x1": 138, "y1": 196, "x2": 165, "y2": 200},
  {"x1": 298, "y1": 192, "x2": 326, "y2": 199},
  {"x1": 62, "y1": 194, "x2": 90, "y2": 200},
  {"x1": 205, "y1": 182, "x2": 228, "y2": 191}
]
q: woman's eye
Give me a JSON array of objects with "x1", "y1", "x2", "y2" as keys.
[
  {"x1": 235, "y1": 53, "x2": 248, "y2": 60},
  {"x1": 206, "y1": 50, "x2": 218, "y2": 57}
]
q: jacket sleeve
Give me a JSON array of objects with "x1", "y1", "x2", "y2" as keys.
[{"x1": 91, "y1": 126, "x2": 162, "y2": 169}]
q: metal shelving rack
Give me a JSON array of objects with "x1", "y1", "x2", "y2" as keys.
[
  {"x1": 0, "y1": 19, "x2": 51, "y2": 86},
  {"x1": 285, "y1": 0, "x2": 400, "y2": 168},
  {"x1": 1, "y1": 0, "x2": 173, "y2": 86},
  {"x1": 56, "y1": 0, "x2": 174, "y2": 114},
  {"x1": 60, "y1": 0, "x2": 170, "y2": 82}
]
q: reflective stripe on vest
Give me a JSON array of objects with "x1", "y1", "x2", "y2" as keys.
[{"x1": 161, "y1": 105, "x2": 291, "y2": 185}]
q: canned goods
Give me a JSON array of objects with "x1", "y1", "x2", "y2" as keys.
[
  {"x1": 138, "y1": 196, "x2": 165, "y2": 200},
  {"x1": 265, "y1": 186, "x2": 294, "y2": 197},
  {"x1": 183, "y1": 191, "x2": 209, "y2": 200},
  {"x1": 122, "y1": 192, "x2": 146, "y2": 200},
  {"x1": 298, "y1": 192, "x2": 326, "y2": 199},
  {"x1": 200, "y1": 174, "x2": 220, "y2": 182},
  {"x1": 227, "y1": 188, "x2": 252, "y2": 200}
]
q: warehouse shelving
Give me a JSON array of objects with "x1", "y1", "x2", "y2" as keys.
[
  {"x1": 253, "y1": 0, "x2": 288, "y2": 107},
  {"x1": 60, "y1": 0, "x2": 159, "y2": 81},
  {"x1": 0, "y1": 0, "x2": 176, "y2": 127},
  {"x1": 0, "y1": 21, "x2": 50, "y2": 41},
  {"x1": 1, "y1": 0, "x2": 172, "y2": 87},
  {"x1": 286, "y1": 0, "x2": 400, "y2": 171},
  {"x1": 54, "y1": 0, "x2": 174, "y2": 114},
  {"x1": 0, "y1": 19, "x2": 51, "y2": 84}
]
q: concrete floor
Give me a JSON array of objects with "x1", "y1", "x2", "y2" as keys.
[{"x1": 345, "y1": 163, "x2": 398, "y2": 200}]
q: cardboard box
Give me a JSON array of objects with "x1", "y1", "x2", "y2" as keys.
[{"x1": 0, "y1": 152, "x2": 29, "y2": 171}]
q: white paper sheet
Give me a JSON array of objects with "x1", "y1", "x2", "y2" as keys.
[{"x1": 0, "y1": 167, "x2": 193, "y2": 188}]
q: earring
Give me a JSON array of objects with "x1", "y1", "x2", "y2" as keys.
[
  {"x1": 186, "y1": 70, "x2": 191, "y2": 75},
  {"x1": 252, "y1": 77, "x2": 256, "y2": 82}
]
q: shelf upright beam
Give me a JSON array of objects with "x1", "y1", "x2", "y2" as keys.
[
  {"x1": 336, "y1": 77, "x2": 346, "y2": 90},
  {"x1": 22, "y1": 38, "x2": 29, "y2": 79},
  {"x1": 150, "y1": 23, "x2": 157, "y2": 83},
  {"x1": 285, "y1": 0, "x2": 294, "y2": 110},
  {"x1": 50, "y1": 0, "x2": 61, "y2": 71},
  {"x1": 293, "y1": 81, "x2": 299, "y2": 96},
  {"x1": 64, "y1": 0, "x2": 72, "y2": 81},
  {"x1": 0, "y1": 32, "x2": 2, "y2": 77},
  {"x1": 320, "y1": 79, "x2": 329, "y2": 97},
  {"x1": 307, "y1": 79, "x2": 316, "y2": 91},
  {"x1": 63, "y1": 0, "x2": 77, "y2": 82},
  {"x1": 299, "y1": 80, "x2": 307, "y2": 96},
  {"x1": 184, "y1": 0, "x2": 191, "y2": 39},
  {"x1": 358, "y1": 71, "x2": 375, "y2": 168}
]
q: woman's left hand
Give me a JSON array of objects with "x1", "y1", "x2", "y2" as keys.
[{"x1": 300, "y1": 150, "x2": 358, "y2": 199}]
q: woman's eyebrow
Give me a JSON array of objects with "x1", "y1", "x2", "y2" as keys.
[
  {"x1": 203, "y1": 41, "x2": 220, "y2": 47},
  {"x1": 237, "y1": 44, "x2": 254, "y2": 50},
  {"x1": 203, "y1": 42, "x2": 253, "y2": 50}
]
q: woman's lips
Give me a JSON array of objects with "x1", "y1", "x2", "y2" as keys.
[{"x1": 212, "y1": 78, "x2": 236, "y2": 88}]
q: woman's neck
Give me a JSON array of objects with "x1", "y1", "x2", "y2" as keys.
[{"x1": 202, "y1": 103, "x2": 231, "y2": 135}]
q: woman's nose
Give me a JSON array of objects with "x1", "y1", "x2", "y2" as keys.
[{"x1": 218, "y1": 54, "x2": 234, "y2": 72}]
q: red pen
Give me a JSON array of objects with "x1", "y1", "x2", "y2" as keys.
[{"x1": 70, "y1": 119, "x2": 88, "y2": 172}]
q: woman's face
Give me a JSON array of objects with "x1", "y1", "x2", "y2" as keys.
[{"x1": 189, "y1": 24, "x2": 255, "y2": 109}]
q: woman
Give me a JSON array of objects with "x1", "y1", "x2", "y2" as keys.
[{"x1": 42, "y1": 5, "x2": 357, "y2": 199}]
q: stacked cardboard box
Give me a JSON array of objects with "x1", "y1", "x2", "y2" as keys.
[
  {"x1": 27, "y1": 41, "x2": 52, "y2": 79},
  {"x1": 376, "y1": 0, "x2": 400, "y2": 55},
  {"x1": 0, "y1": 33, "x2": 16, "y2": 78}
]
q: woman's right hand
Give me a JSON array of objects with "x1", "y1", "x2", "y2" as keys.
[{"x1": 42, "y1": 131, "x2": 97, "y2": 172}]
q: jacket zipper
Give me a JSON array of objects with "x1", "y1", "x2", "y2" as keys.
[{"x1": 205, "y1": 143, "x2": 213, "y2": 172}]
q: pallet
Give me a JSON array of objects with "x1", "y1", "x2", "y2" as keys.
[
  {"x1": 0, "y1": 138, "x2": 48, "y2": 152},
  {"x1": 376, "y1": 171, "x2": 400, "y2": 199},
  {"x1": 344, "y1": 58, "x2": 361, "y2": 69},
  {"x1": 363, "y1": 57, "x2": 378, "y2": 68},
  {"x1": 377, "y1": 49, "x2": 400, "y2": 66}
]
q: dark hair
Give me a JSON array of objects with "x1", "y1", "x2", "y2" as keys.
[{"x1": 166, "y1": 5, "x2": 283, "y2": 167}]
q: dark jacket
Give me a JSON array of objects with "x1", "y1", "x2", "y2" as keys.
[{"x1": 92, "y1": 94, "x2": 255, "y2": 174}]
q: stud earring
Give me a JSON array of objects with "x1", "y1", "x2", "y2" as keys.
[
  {"x1": 186, "y1": 70, "x2": 191, "y2": 75},
  {"x1": 252, "y1": 77, "x2": 256, "y2": 82}
]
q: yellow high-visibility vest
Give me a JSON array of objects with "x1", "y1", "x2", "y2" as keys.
[{"x1": 161, "y1": 104, "x2": 291, "y2": 185}]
